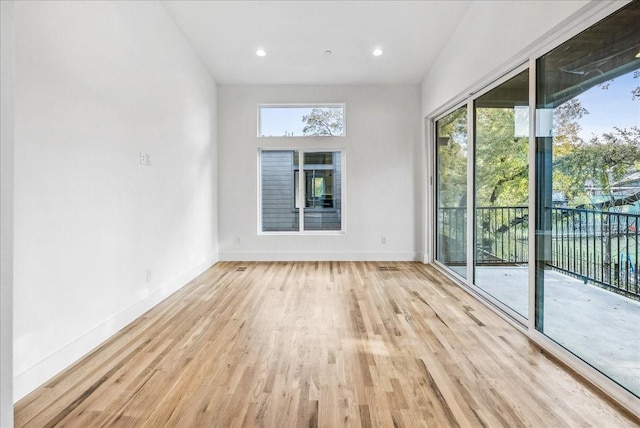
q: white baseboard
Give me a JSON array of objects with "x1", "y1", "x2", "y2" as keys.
[
  {"x1": 13, "y1": 253, "x2": 219, "y2": 402},
  {"x1": 219, "y1": 251, "x2": 422, "y2": 262}
]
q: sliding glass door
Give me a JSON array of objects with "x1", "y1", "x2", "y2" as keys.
[
  {"x1": 436, "y1": 106, "x2": 468, "y2": 278},
  {"x1": 535, "y1": 2, "x2": 640, "y2": 397},
  {"x1": 474, "y1": 69, "x2": 530, "y2": 319},
  {"x1": 433, "y1": 0, "x2": 639, "y2": 400}
]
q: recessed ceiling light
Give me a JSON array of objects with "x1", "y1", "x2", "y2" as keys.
[
  {"x1": 256, "y1": 49, "x2": 266, "y2": 57},
  {"x1": 373, "y1": 48, "x2": 383, "y2": 57},
  {"x1": 325, "y1": 50, "x2": 332, "y2": 55}
]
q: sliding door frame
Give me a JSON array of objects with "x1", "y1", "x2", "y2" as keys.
[
  {"x1": 431, "y1": 100, "x2": 469, "y2": 284},
  {"x1": 425, "y1": 0, "x2": 639, "y2": 417}
]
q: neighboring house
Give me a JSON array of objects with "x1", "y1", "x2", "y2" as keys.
[
  {"x1": 581, "y1": 171, "x2": 640, "y2": 211},
  {"x1": 262, "y1": 151, "x2": 342, "y2": 231}
]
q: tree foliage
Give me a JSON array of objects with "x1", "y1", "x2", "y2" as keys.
[
  {"x1": 475, "y1": 108, "x2": 529, "y2": 207},
  {"x1": 302, "y1": 108, "x2": 344, "y2": 136},
  {"x1": 475, "y1": 76, "x2": 640, "y2": 210},
  {"x1": 554, "y1": 126, "x2": 640, "y2": 206},
  {"x1": 550, "y1": 71, "x2": 640, "y2": 208},
  {"x1": 436, "y1": 107, "x2": 467, "y2": 207},
  {"x1": 439, "y1": 72, "x2": 640, "y2": 211}
]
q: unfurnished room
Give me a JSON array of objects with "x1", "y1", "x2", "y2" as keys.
[{"x1": 1, "y1": 1, "x2": 639, "y2": 426}]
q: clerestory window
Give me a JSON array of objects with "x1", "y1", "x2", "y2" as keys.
[{"x1": 258, "y1": 104, "x2": 345, "y2": 137}]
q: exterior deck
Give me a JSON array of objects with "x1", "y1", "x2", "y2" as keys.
[{"x1": 476, "y1": 266, "x2": 640, "y2": 397}]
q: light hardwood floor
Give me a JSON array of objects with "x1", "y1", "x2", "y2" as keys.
[{"x1": 15, "y1": 262, "x2": 639, "y2": 427}]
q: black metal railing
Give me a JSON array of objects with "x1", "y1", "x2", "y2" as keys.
[
  {"x1": 548, "y1": 207, "x2": 639, "y2": 299},
  {"x1": 438, "y1": 206, "x2": 639, "y2": 300},
  {"x1": 438, "y1": 207, "x2": 467, "y2": 265},
  {"x1": 476, "y1": 206, "x2": 529, "y2": 265}
]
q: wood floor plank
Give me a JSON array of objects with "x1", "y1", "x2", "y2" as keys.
[{"x1": 15, "y1": 261, "x2": 639, "y2": 427}]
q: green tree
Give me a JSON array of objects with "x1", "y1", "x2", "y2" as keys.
[
  {"x1": 550, "y1": 97, "x2": 589, "y2": 204},
  {"x1": 554, "y1": 126, "x2": 640, "y2": 208},
  {"x1": 475, "y1": 107, "x2": 529, "y2": 207},
  {"x1": 551, "y1": 74, "x2": 640, "y2": 207},
  {"x1": 302, "y1": 108, "x2": 344, "y2": 136},
  {"x1": 436, "y1": 107, "x2": 467, "y2": 207}
]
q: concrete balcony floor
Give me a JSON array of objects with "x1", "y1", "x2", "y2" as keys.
[{"x1": 475, "y1": 266, "x2": 640, "y2": 398}]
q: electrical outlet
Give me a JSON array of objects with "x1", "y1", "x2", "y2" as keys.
[
  {"x1": 381, "y1": 236, "x2": 387, "y2": 245},
  {"x1": 145, "y1": 269, "x2": 152, "y2": 283},
  {"x1": 234, "y1": 236, "x2": 241, "y2": 245}
]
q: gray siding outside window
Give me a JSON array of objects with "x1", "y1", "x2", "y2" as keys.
[
  {"x1": 261, "y1": 150, "x2": 342, "y2": 232},
  {"x1": 261, "y1": 150, "x2": 299, "y2": 231}
]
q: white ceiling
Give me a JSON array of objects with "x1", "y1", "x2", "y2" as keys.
[{"x1": 162, "y1": 1, "x2": 472, "y2": 85}]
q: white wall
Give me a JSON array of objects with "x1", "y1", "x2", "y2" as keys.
[
  {"x1": 1, "y1": 1, "x2": 15, "y2": 425},
  {"x1": 13, "y1": 1, "x2": 218, "y2": 401},
  {"x1": 218, "y1": 85, "x2": 421, "y2": 261},
  {"x1": 421, "y1": 0, "x2": 593, "y2": 117}
]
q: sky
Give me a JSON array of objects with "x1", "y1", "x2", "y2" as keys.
[
  {"x1": 259, "y1": 107, "x2": 315, "y2": 137},
  {"x1": 575, "y1": 70, "x2": 640, "y2": 140}
]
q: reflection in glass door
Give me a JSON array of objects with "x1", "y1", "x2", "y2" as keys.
[
  {"x1": 474, "y1": 69, "x2": 530, "y2": 318},
  {"x1": 535, "y1": 1, "x2": 640, "y2": 397},
  {"x1": 436, "y1": 106, "x2": 468, "y2": 278}
]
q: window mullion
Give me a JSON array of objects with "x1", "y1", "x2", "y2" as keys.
[
  {"x1": 528, "y1": 58, "x2": 537, "y2": 331},
  {"x1": 466, "y1": 100, "x2": 474, "y2": 285},
  {"x1": 299, "y1": 151, "x2": 305, "y2": 232}
]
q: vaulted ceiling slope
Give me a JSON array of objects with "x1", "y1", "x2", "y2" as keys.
[{"x1": 162, "y1": 1, "x2": 472, "y2": 85}]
